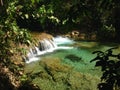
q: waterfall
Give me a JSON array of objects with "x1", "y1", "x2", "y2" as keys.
[
  {"x1": 25, "y1": 36, "x2": 74, "y2": 63},
  {"x1": 39, "y1": 39, "x2": 57, "y2": 51}
]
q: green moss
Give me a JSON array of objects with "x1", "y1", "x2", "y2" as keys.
[{"x1": 25, "y1": 58, "x2": 100, "y2": 90}]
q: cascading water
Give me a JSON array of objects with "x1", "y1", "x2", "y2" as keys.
[
  {"x1": 53, "y1": 36, "x2": 74, "y2": 45},
  {"x1": 25, "y1": 36, "x2": 74, "y2": 63},
  {"x1": 24, "y1": 36, "x2": 119, "y2": 90},
  {"x1": 38, "y1": 39, "x2": 57, "y2": 51}
]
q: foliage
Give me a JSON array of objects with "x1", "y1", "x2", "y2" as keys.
[
  {"x1": 0, "y1": 0, "x2": 120, "y2": 88},
  {"x1": 0, "y1": 0, "x2": 32, "y2": 63},
  {"x1": 15, "y1": 0, "x2": 60, "y2": 30},
  {"x1": 98, "y1": 24, "x2": 116, "y2": 41},
  {"x1": 1, "y1": 0, "x2": 119, "y2": 38},
  {"x1": 9, "y1": 0, "x2": 119, "y2": 41},
  {"x1": 90, "y1": 47, "x2": 120, "y2": 90},
  {"x1": 0, "y1": 1, "x2": 33, "y2": 89}
]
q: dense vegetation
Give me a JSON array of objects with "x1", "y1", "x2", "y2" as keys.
[
  {"x1": 0, "y1": 0, "x2": 120, "y2": 90},
  {"x1": 16, "y1": 0, "x2": 120, "y2": 42},
  {"x1": 1, "y1": 0, "x2": 120, "y2": 40}
]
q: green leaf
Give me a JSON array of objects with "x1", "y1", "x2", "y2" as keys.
[{"x1": 31, "y1": 0, "x2": 35, "y2": 4}]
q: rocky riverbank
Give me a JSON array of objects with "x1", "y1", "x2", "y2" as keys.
[{"x1": 64, "y1": 30, "x2": 97, "y2": 41}]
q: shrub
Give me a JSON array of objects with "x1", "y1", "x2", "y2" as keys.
[{"x1": 90, "y1": 47, "x2": 120, "y2": 90}]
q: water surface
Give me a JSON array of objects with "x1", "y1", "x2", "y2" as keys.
[{"x1": 24, "y1": 37, "x2": 120, "y2": 90}]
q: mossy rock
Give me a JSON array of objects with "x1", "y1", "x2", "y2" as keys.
[{"x1": 25, "y1": 58, "x2": 100, "y2": 90}]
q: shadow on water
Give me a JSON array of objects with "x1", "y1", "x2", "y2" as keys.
[{"x1": 65, "y1": 54, "x2": 82, "y2": 62}]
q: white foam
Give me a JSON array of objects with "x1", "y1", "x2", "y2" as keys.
[
  {"x1": 53, "y1": 36, "x2": 74, "y2": 45},
  {"x1": 56, "y1": 46, "x2": 73, "y2": 50},
  {"x1": 26, "y1": 57, "x2": 40, "y2": 63}
]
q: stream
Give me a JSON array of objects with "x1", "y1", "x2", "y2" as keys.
[{"x1": 24, "y1": 36, "x2": 120, "y2": 90}]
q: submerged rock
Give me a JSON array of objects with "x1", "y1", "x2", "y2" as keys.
[
  {"x1": 65, "y1": 54, "x2": 82, "y2": 62},
  {"x1": 25, "y1": 58, "x2": 100, "y2": 90}
]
